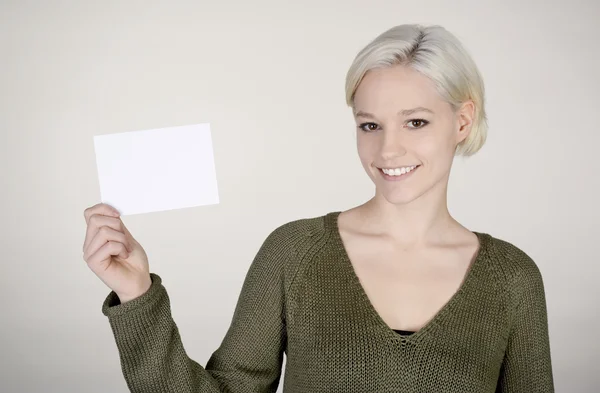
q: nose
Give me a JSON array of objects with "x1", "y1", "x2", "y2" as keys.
[{"x1": 379, "y1": 128, "x2": 408, "y2": 160}]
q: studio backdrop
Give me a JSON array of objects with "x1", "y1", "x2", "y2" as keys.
[{"x1": 1, "y1": 1, "x2": 598, "y2": 392}]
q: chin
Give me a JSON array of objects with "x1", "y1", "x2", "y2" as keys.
[
  {"x1": 374, "y1": 178, "x2": 433, "y2": 205},
  {"x1": 381, "y1": 192, "x2": 421, "y2": 206},
  {"x1": 370, "y1": 184, "x2": 420, "y2": 204}
]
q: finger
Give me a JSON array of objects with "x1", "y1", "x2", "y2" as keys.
[
  {"x1": 84, "y1": 215, "x2": 132, "y2": 253},
  {"x1": 120, "y1": 220, "x2": 134, "y2": 240},
  {"x1": 84, "y1": 226, "x2": 130, "y2": 261},
  {"x1": 116, "y1": 219, "x2": 137, "y2": 248},
  {"x1": 84, "y1": 214, "x2": 123, "y2": 252},
  {"x1": 84, "y1": 203, "x2": 120, "y2": 225},
  {"x1": 86, "y1": 241, "x2": 129, "y2": 270}
]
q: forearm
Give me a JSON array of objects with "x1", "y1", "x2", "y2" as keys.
[{"x1": 103, "y1": 274, "x2": 222, "y2": 393}]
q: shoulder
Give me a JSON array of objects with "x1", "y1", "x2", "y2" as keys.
[
  {"x1": 261, "y1": 211, "x2": 330, "y2": 252},
  {"x1": 253, "y1": 211, "x2": 334, "y2": 286},
  {"x1": 487, "y1": 235, "x2": 544, "y2": 281},
  {"x1": 484, "y1": 234, "x2": 548, "y2": 304},
  {"x1": 267, "y1": 212, "x2": 329, "y2": 241}
]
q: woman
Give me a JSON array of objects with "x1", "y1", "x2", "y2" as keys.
[{"x1": 83, "y1": 23, "x2": 554, "y2": 392}]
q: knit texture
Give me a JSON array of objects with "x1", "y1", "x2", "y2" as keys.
[{"x1": 102, "y1": 211, "x2": 554, "y2": 392}]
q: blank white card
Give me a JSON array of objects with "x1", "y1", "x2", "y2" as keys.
[{"x1": 93, "y1": 123, "x2": 219, "y2": 216}]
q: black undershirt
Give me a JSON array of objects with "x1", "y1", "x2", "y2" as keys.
[{"x1": 393, "y1": 329, "x2": 415, "y2": 336}]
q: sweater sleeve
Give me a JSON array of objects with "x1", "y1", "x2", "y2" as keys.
[
  {"x1": 496, "y1": 262, "x2": 555, "y2": 392},
  {"x1": 101, "y1": 225, "x2": 292, "y2": 393}
]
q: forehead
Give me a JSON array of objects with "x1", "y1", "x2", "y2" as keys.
[{"x1": 353, "y1": 65, "x2": 445, "y2": 114}]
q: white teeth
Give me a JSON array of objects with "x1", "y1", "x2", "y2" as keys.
[{"x1": 382, "y1": 165, "x2": 418, "y2": 176}]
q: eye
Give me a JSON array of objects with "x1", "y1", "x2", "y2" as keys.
[
  {"x1": 358, "y1": 122, "x2": 379, "y2": 132},
  {"x1": 406, "y1": 119, "x2": 429, "y2": 129}
]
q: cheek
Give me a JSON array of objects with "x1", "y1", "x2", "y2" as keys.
[
  {"x1": 356, "y1": 136, "x2": 375, "y2": 162},
  {"x1": 417, "y1": 132, "x2": 456, "y2": 160}
]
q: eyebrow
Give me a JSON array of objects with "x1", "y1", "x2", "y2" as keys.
[{"x1": 354, "y1": 106, "x2": 434, "y2": 119}]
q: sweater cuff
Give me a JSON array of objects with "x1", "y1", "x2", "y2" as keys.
[{"x1": 101, "y1": 273, "x2": 164, "y2": 318}]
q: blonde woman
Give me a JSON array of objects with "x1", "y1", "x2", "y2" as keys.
[{"x1": 83, "y1": 24, "x2": 554, "y2": 392}]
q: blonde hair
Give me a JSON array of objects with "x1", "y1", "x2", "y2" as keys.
[{"x1": 345, "y1": 24, "x2": 488, "y2": 156}]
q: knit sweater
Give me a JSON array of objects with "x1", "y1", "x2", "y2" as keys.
[{"x1": 102, "y1": 211, "x2": 554, "y2": 392}]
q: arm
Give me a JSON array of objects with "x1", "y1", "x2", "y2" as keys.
[
  {"x1": 496, "y1": 263, "x2": 555, "y2": 392},
  {"x1": 102, "y1": 227, "x2": 290, "y2": 393}
]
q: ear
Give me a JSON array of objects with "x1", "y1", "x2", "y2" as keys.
[{"x1": 456, "y1": 100, "x2": 475, "y2": 144}]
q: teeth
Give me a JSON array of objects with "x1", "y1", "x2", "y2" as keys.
[{"x1": 382, "y1": 165, "x2": 418, "y2": 176}]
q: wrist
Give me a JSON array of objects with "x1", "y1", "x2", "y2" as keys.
[{"x1": 117, "y1": 275, "x2": 152, "y2": 304}]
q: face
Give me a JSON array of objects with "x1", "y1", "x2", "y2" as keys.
[{"x1": 352, "y1": 64, "x2": 474, "y2": 206}]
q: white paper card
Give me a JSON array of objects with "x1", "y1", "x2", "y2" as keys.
[{"x1": 93, "y1": 123, "x2": 219, "y2": 216}]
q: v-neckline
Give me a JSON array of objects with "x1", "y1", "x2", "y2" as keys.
[{"x1": 325, "y1": 211, "x2": 490, "y2": 344}]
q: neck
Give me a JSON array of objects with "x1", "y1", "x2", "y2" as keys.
[{"x1": 361, "y1": 180, "x2": 457, "y2": 247}]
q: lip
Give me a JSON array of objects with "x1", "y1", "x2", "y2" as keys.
[{"x1": 378, "y1": 165, "x2": 420, "y2": 181}]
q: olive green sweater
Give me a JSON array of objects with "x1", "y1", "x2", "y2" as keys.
[{"x1": 102, "y1": 211, "x2": 554, "y2": 392}]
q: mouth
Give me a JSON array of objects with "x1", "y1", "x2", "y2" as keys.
[{"x1": 377, "y1": 165, "x2": 421, "y2": 181}]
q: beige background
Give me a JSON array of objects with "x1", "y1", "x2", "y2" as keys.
[{"x1": 1, "y1": 1, "x2": 599, "y2": 392}]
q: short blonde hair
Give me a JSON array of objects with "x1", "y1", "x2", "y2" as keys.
[{"x1": 345, "y1": 24, "x2": 488, "y2": 156}]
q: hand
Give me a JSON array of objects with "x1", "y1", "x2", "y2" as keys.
[{"x1": 83, "y1": 203, "x2": 152, "y2": 303}]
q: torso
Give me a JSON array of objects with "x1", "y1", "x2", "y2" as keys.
[{"x1": 336, "y1": 208, "x2": 481, "y2": 333}]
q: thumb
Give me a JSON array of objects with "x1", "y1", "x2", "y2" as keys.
[{"x1": 119, "y1": 218, "x2": 137, "y2": 246}]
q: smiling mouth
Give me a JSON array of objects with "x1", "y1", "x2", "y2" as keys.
[{"x1": 378, "y1": 165, "x2": 421, "y2": 180}]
